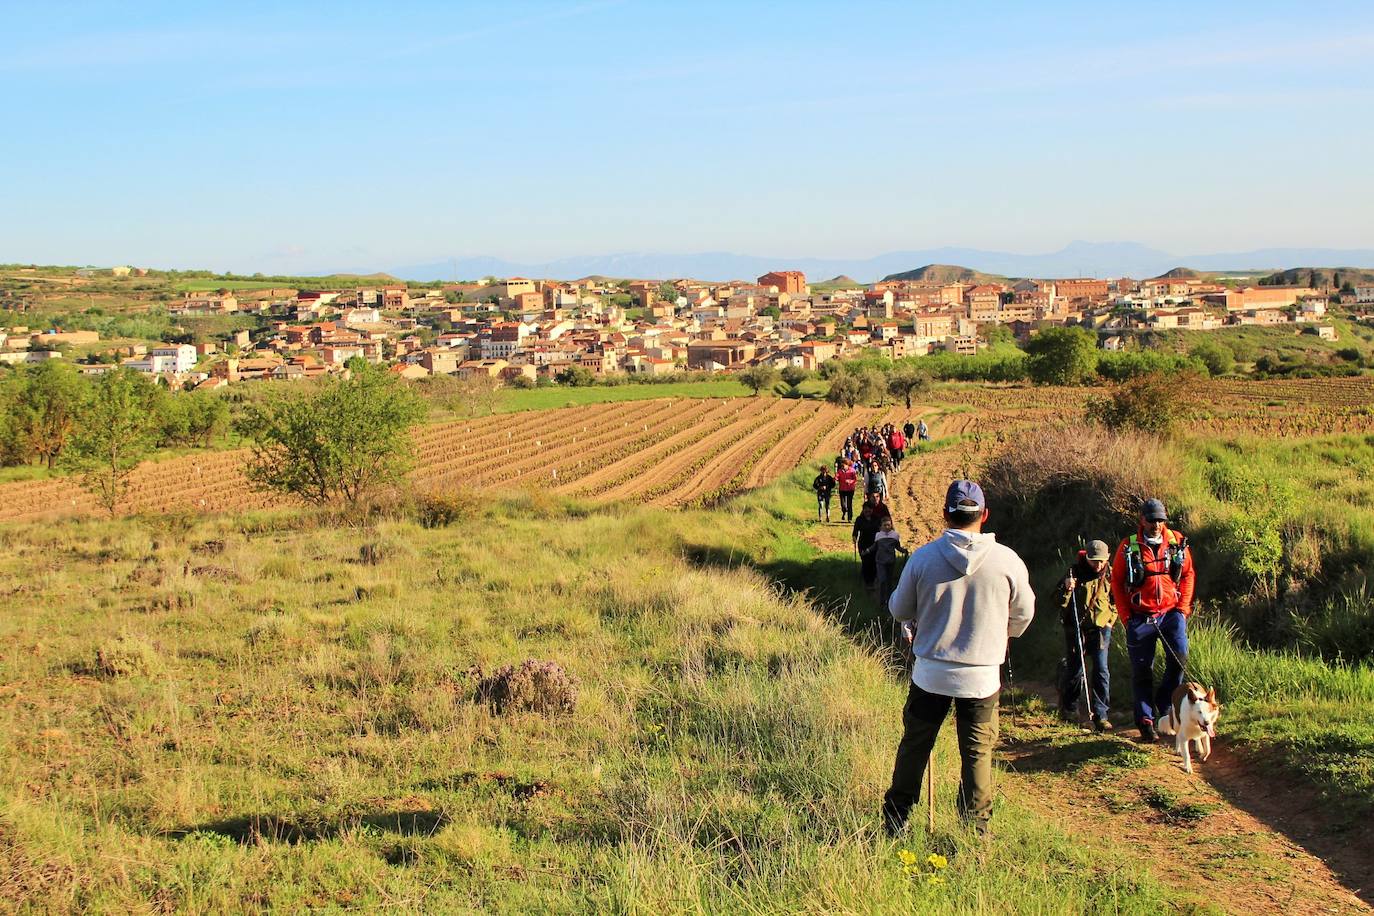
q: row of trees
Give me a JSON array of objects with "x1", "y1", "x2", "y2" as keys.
[{"x1": 0, "y1": 362, "x2": 228, "y2": 471}]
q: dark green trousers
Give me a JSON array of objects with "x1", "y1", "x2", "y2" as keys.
[{"x1": 882, "y1": 682, "x2": 999, "y2": 833}]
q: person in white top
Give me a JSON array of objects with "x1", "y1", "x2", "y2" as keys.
[{"x1": 881, "y1": 479, "x2": 1034, "y2": 836}]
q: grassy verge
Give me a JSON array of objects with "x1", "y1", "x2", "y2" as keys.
[
  {"x1": 0, "y1": 492, "x2": 1185, "y2": 912},
  {"x1": 494, "y1": 380, "x2": 751, "y2": 412}
]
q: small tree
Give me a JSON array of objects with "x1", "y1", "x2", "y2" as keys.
[
  {"x1": 183, "y1": 390, "x2": 230, "y2": 446},
  {"x1": 452, "y1": 374, "x2": 500, "y2": 418},
  {"x1": 555, "y1": 365, "x2": 596, "y2": 387},
  {"x1": 738, "y1": 364, "x2": 780, "y2": 396},
  {"x1": 241, "y1": 363, "x2": 425, "y2": 506},
  {"x1": 779, "y1": 365, "x2": 812, "y2": 388},
  {"x1": 1086, "y1": 371, "x2": 1199, "y2": 436},
  {"x1": 888, "y1": 367, "x2": 931, "y2": 408},
  {"x1": 1189, "y1": 338, "x2": 1235, "y2": 377},
  {"x1": 62, "y1": 368, "x2": 158, "y2": 516},
  {"x1": 858, "y1": 368, "x2": 889, "y2": 406},
  {"x1": 19, "y1": 361, "x2": 87, "y2": 468},
  {"x1": 826, "y1": 373, "x2": 861, "y2": 407},
  {"x1": 1025, "y1": 326, "x2": 1098, "y2": 386}
]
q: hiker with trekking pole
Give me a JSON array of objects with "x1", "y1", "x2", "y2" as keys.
[
  {"x1": 1111, "y1": 498, "x2": 1196, "y2": 743},
  {"x1": 881, "y1": 480, "x2": 1034, "y2": 837},
  {"x1": 1055, "y1": 539, "x2": 1116, "y2": 732}
]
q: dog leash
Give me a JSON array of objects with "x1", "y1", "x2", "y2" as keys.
[{"x1": 1148, "y1": 613, "x2": 1189, "y2": 677}]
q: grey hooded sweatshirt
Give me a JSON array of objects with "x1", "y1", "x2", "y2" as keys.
[{"x1": 888, "y1": 529, "x2": 1034, "y2": 667}]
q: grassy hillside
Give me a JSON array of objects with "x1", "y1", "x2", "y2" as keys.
[
  {"x1": 1143, "y1": 320, "x2": 1374, "y2": 369},
  {"x1": 1260, "y1": 267, "x2": 1374, "y2": 288},
  {"x1": 879, "y1": 264, "x2": 1007, "y2": 285},
  {"x1": 2, "y1": 493, "x2": 1187, "y2": 913}
]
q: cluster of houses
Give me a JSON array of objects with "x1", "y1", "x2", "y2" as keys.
[{"x1": 0, "y1": 269, "x2": 1360, "y2": 384}]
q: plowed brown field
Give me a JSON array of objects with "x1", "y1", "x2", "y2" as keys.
[{"x1": 4, "y1": 375, "x2": 1368, "y2": 523}]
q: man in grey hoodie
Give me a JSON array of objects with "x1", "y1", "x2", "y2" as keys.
[{"x1": 881, "y1": 479, "x2": 1034, "y2": 835}]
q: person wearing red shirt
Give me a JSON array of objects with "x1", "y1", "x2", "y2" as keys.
[
  {"x1": 835, "y1": 458, "x2": 859, "y2": 522},
  {"x1": 1110, "y1": 498, "x2": 1196, "y2": 741}
]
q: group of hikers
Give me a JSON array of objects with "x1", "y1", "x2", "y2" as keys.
[
  {"x1": 805, "y1": 467, "x2": 1196, "y2": 837},
  {"x1": 810, "y1": 417, "x2": 930, "y2": 525}
]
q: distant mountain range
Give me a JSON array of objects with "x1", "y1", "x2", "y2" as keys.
[{"x1": 387, "y1": 241, "x2": 1374, "y2": 283}]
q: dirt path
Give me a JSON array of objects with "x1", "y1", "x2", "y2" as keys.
[{"x1": 999, "y1": 700, "x2": 1368, "y2": 914}]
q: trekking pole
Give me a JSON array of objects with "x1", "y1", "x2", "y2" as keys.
[
  {"x1": 1068, "y1": 578, "x2": 1092, "y2": 727},
  {"x1": 926, "y1": 758, "x2": 936, "y2": 834}
]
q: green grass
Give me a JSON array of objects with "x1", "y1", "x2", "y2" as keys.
[
  {"x1": 494, "y1": 380, "x2": 752, "y2": 412},
  {"x1": 0, "y1": 492, "x2": 1190, "y2": 912},
  {"x1": 172, "y1": 280, "x2": 295, "y2": 292}
]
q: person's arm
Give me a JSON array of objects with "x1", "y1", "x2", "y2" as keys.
[
  {"x1": 1110, "y1": 541, "x2": 1131, "y2": 627},
  {"x1": 1177, "y1": 541, "x2": 1196, "y2": 615},
  {"x1": 888, "y1": 550, "x2": 919, "y2": 621},
  {"x1": 1007, "y1": 554, "x2": 1035, "y2": 638}
]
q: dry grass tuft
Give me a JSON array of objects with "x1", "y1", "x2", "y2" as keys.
[
  {"x1": 474, "y1": 659, "x2": 578, "y2": 715},
  {"x1": 94, "y1": 634, "x2": 164, "y2": 678}
]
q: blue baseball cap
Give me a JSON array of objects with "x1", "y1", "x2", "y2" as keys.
[
  {"x1": 1140, "y1": 498, "x2": 1168, "y2": 521},
  {"x1": 945, "y1": 479, "x2": 985, "y2": 514}
]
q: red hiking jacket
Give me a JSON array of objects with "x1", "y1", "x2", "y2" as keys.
[
  {"x1": 836, "y1": 468, "x2": 858, "y2": 493},
  {"x1": 888, "y1": 431, "x2": 905, "y2": 451},
  {"x1": 1110, "y1": 524, "x2": 1196, "y2": 625}
]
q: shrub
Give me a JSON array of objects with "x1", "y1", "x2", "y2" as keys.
[
  {"x1": 414, "y1": 489, "x2": 481, "y2": 528},
  {"x1": 474, "y1": 659, "x2": 578, "y2": 715},
  {"x1": 981, "y1": 423, "x2": 1179, "y2": 564},
  {"x1": 94, "y1": 634, "x2": 164, "y2": 678},
  {"x1": 1085, "y1": 371, "x2": 1200, "y2": 435}
]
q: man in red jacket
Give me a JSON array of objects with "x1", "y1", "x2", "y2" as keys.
[{"x1": 1111, "y1": 498, "x2": 1195, "y2": 741}]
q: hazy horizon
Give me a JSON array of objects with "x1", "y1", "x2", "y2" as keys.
[{"x1": 6, "y1": 1, "x2": 1374, "y2": 274}]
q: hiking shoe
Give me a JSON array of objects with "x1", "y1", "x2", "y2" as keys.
[
  {"x1": 1137, "y1": 720, "x2": 1156, "y2": 742},
  {"x1": 1093, "y1": 716, "x2": 1113, "y2": 733}
]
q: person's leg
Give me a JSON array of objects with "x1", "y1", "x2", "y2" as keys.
[
  {"x1": 1125, "y1": 615, "x2": 1158, "y2": 731},
  {"x1": 1091, "y1": 626, "x2": 1112, "y2": 724},
  {"x1": 876, "y1": 561, "x2": 894, "y2": 608},
  {"x1": 883, "y1": 684, "x2": 951, "y2": 835},
  {"x1": 816, "y1": 494, "x2": 824, "y2": 521},
  {"x1": 1154, "y1": 611, "x2": 1189, "y2": 718},
  {"x1": 1058, "y1": 620, "x2": 1083, "y2": 719},
  {"x1": 861, "y1": 552, "x2": 877, "y2": 588},
  {"x1": 953, "y1": 690, "x2": 1000, "y2": 827},
  {"x1": 823, "y1": 493, "x2": 832, "y2": 521}
]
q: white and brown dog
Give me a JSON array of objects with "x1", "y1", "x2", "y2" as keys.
[{"x1": 1156, "y1": 682, "x2": 1222, "y2": 774}]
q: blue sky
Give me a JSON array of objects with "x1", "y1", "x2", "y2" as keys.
[{"x1": 4, "y1": 1, "x2": 1373, "y2": 274}]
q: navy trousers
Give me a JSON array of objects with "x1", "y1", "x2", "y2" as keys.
[{"x1": 1124, "y1": 610, "x2": 1188, "y2": 727}]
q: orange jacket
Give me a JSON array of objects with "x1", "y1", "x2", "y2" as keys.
[{"x1": 1111, "y1": 525, "x2": 1195, "y2": 625}]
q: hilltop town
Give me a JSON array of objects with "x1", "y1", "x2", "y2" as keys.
[{"x1": 1, "y1": 264, "x2": 1370, "y2": 388}]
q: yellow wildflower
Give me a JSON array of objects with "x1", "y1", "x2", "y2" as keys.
[
  {"x1": 927, "y1": 875, "x2": 947, "y2": 886},
  {"x1": 926, "y1": 853, "x2": 948, "y2": 870},
  {"x1": 897, "y1": 849, "x2": 918, "y2": 867}
]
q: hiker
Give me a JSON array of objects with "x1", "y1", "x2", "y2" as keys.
[
  {"x1": 864, "y1": 516, "x2": 909, "y2": 610},
  {"x1": 917, "y1": 419, "x2": 930, "y2": 442},
  {"x1": 887, "y1": 426, "x2": 906, "y2": 472},
  {"x1": 1111, "y1": 499, "x2": 1196, "y2": 742},
  {"x1": 903, "y1": 418, "x2": 917, "y2": 442},
  {"x1": 865, "y1": 459, "x2": 888, "y2": 503},
  {"x1": 852, "y1": 500, "x2": 886, "y2": 589},
  {"x1": 812, "y1": 464, "x2": 836, "y2": 523},
  {"x1": 882, "y1": 480, "x2": 1034, "y2": 836},
  {"x1": 836, "y1": 458, "x2": 858, "y2": 522},
  {"x1": 1055, "y1": 539, "x2": 1116, "y2": 732}
]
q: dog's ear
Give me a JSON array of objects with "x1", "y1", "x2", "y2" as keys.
[{"x1": 1205, "y1": 687, "x2": 1217, "y2": 703}]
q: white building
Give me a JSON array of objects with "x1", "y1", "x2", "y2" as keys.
[{"x1": 150, "y1": 344, "x2": 197, "y2": 374}]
